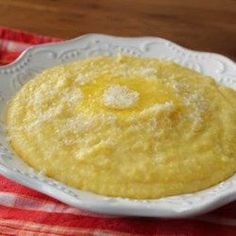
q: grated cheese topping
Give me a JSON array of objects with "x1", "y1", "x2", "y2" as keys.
[
  {"x1": 74, "y1": 59, "x2": 158, "y2": 86},
  {"x1": 62, "y1": 88, "x2": 83, "y2": 104},
  {"x1": 102, "y1": 84, "x2": 139, "y2": 109},
  {"x1": 139, "y1": 102, "x2": 174, "y2": 116},
  {"x1": 75, "y1": 72, "x2": 94, "y2": 85}
]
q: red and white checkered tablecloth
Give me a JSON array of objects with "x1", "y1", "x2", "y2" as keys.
[{"x1": 0, "y1": 26, "x2": 236, "y2": 236}]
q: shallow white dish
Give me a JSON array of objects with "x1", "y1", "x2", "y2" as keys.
[{"x1": 0, "y1": 34, "x2": 236, "y2": 218}]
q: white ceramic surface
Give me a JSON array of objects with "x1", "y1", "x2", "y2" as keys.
[{"x1": 0, "y1": 34, "x2": 235, "y2": 218}]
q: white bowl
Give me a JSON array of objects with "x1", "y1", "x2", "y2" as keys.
[{"x1": 0, "y1": 34, "x2": 235, "y2": 218}]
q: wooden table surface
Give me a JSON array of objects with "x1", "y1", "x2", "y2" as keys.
[{"x1": 0, "y1": 0, "x2": 235, "y2": 60}]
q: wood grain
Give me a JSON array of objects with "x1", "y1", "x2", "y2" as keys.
[{"x1": 0, "y1": 0, "x2": 235, "y2": 60}]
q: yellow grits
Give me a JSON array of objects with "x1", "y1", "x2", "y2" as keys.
[{"x1": 6, "y1": 55, "x2": 236, "y2": 199}]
